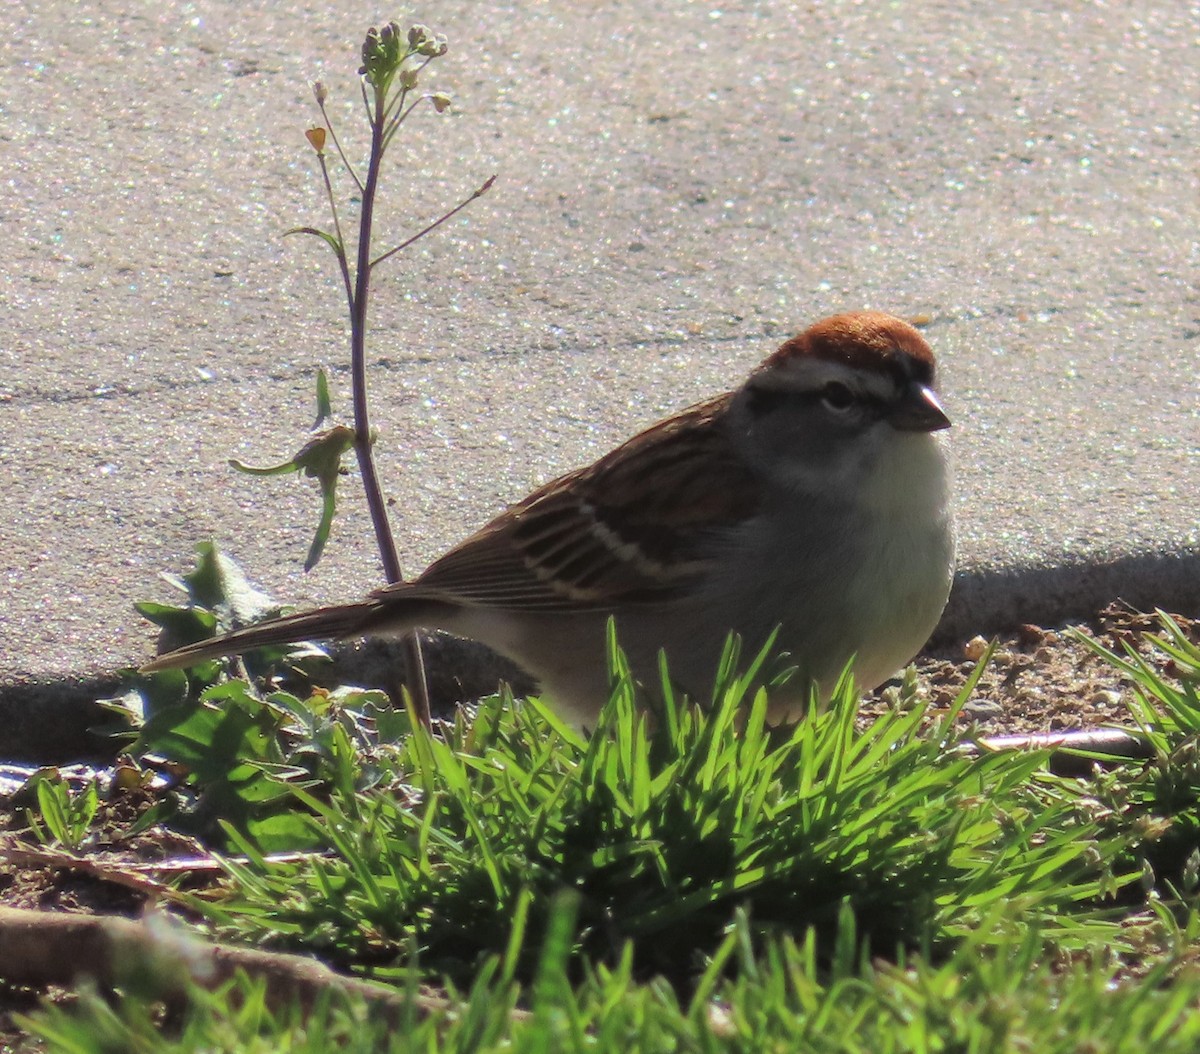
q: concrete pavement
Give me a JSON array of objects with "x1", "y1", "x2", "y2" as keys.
[{"x1": 2, "y1": 0, "x2": 1197, "y2": 757}]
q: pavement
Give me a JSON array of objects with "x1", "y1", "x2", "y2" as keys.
[{"x1": 2, "y1": 1, "x2": 1197, "y2": 759}]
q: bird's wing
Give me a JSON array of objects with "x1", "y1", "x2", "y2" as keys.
[{"x1": 373, "y1": 393, "x2": 759, "y2": 612}]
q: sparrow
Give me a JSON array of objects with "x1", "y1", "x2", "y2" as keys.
[{"x1": 143, "y1": 311, "x2": 954, "y2": 724}]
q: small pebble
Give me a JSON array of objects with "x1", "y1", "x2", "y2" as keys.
[
  {"x1": 1091, "y1": 689, "x2": 1122, "y2": 708},
  {"x1": 1016, "y1": 623, "x2": 1045, "y2": 646},
  {"x1": 964, "y1": 698, "x2": 1004, "y2": 717},
  {"x1": 963, "y1": 636, "x2": 989, "y2": 662}
]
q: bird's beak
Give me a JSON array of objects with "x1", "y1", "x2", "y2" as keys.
[{"x1": 889, "y1": 384, "x2": 951, "y2": 432}]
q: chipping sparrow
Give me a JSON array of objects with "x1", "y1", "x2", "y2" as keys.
[{"x1": 144, "y1": 311, "x2": 954, "y2": 724}]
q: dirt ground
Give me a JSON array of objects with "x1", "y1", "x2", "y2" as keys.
[{"x1": 874, "y1": 602, "x2": 1197, "y2": 736}]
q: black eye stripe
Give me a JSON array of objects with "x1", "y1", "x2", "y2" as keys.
[
  {"x1": 904, "y1": 356, "x2": 935, "y2": 387},
  {"x1": 746, "y1": 384, "x2": 888, "y2": 418},
  {"x1": 821, "y1": 381, "x2": 854, "y2": 409},
  {"x1": 745, "y1": 386, "x2": 820, "y2": 416}
]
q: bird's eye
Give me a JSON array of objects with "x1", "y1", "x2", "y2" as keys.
[{"x1": 820, "y1": 381, "x2": 855, "y2": 412}]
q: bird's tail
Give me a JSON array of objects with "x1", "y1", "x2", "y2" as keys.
[{"x1": 139, "y1": 599, "x2": 389, "y2": 673}]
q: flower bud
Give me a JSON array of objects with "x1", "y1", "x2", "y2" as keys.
[
  {"x1": 361, "y1": 26, "x2": 380, "y2": 65},
  {"x1": 359, "y1": 27, "x2": 378, "y2": 75},
  {"x1": 418, "y1": 33, "x2": 448, "y2": 57},
  {"x1": 360, "y1": 22, "x2": 404, "y2": 83},
  {"x1": 312, "y1": 81, "x2": 328, "y2": 106}
]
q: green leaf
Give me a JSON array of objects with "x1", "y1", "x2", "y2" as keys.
[
  {"x1": 133, "y1": 601, "x2": 217, "y2": 638},
  {"x1": 182, "y1": 541, "x2": 279, "y2": 626},
  {"x1": 283, "y1": 225, "x2": 344, "y2": 257},
  {"x1": 227, "y1": 457, "x2": 300, "y2": 478},
  {"x1": 35, "y1": 779, "x2": 70, "y2": 847},
  {"x1": 313, "y1": 368, "x2": 334, "y2": 428},
  {"x1": 230, "y1": 427, "x2": 355, "y2": 573}
]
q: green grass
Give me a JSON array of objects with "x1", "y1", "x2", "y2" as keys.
[
  {"x1": 20, "y1": 614, "x2": 1200, "y2": 1052},
  {"x1": 189, "y1": 632, "x2": 1132, "y2": 984},
  {"x1": 24, "y1": 907, "x2": 1200, "y2": 1053}
]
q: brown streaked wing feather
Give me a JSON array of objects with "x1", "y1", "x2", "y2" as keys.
[{"x1": 374, "y1": 392, "x2": 757, "y2": 611}]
